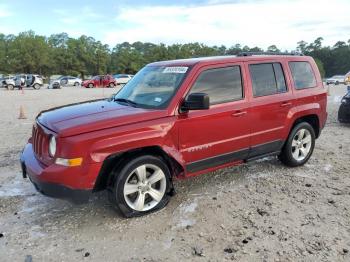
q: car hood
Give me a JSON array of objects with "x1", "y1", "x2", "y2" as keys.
[{"x1": 37, "y1": 99, "x2": 167, "y2": 137}]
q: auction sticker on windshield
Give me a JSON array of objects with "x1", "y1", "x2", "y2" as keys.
[{"x1": 163, "y1": 67, "x2": 188, "y2": 74}]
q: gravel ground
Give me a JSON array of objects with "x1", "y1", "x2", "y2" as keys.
[{"x1": 0, "y1": 84, "x2": 349, "y2": 262}]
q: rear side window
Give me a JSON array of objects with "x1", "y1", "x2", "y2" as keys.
[
  {"x1": 189, "y1": 66, "x2": 243, "y2": 105},
  {"x1": 289, "y1": 62, "x2": 316, "y2": 89},
  {"x1": 249, "y1": 63, "x2": 287, "y2": 97}
]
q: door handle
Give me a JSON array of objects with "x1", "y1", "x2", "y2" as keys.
[
  {"x1": 232, "y1": 110, "x2": 247, "y2": 117},
  {"x1": 280, "y1": 101, "x2": 292, "y2": 107}
]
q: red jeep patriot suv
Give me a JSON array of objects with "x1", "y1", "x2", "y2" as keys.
[{"x1": 20, "y1": 53, "x2": 327, "y2": 217}]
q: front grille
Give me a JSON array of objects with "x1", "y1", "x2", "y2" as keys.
[{"x1": 32, "y1": 123, "x2": 48, "y2": 159}]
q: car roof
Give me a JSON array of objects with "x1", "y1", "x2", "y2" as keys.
[{"x1": 148, "y1": 55, "x2": 311, "y2": 67}]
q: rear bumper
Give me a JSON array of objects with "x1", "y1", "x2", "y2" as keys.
[{"x1": 20, "y1": 143, "x2": 93, "y2": 204}]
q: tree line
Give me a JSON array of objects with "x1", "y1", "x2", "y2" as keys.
[{"x1": 0, "y1": 31, "x2": 349, "y2": 78}]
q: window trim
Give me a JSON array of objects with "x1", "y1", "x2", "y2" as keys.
[
  {"x1": 288, "y1": 61, "x2": 317, "y2": 90},
  {"x1": 186, "y1": 65, "x2": 245, "y2": 106},
  {"x1": 249, "y1": 62, "x2": 288, "y2": 98},
  {"x1": 272, "y1": 63, "x2": 288, "y2": 94}
]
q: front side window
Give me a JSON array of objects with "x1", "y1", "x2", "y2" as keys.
[
  {"x1": 249, "y1": 63, "x2": 287, "y2": 97},
  {"x1": 114, "y1": 66, "x2": 188, "y2": 109},
  {"x1": 289, "y1": 61, "x2": 316, "y2": 89},
  {"x1": 188, "y1": 66, "x2": 243, "y2": 105}
]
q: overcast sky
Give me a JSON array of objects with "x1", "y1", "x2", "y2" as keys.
[{"x1": 0, "y1": 0, "x2": 349, "y2": 50}]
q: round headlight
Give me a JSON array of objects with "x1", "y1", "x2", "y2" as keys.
[{"x1": 49, "y1": 136, "x2": 56, "y2": 157}]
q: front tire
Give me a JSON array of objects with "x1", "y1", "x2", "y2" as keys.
[
  {"x1": 33, "y1": 83, "x2": 41, "y2": 89},
  {"x1": 108, "y1": 155, "x2": 171, "y2": 217},
  {"x1": 109, "y1": 83, "x2": 115, "y2": 88},
  {"x1": 279, "y1": 122, "x2": 315, "y2": 167},
  {"x1": 88, "y1": 83, "x2": 94, "y2": 88},
  {"x1": 74, "y1": 82, "x2": 80, "y2": 86},
  {"x1": 7, "y1": 84, "x2": 14, "y2": 90}
]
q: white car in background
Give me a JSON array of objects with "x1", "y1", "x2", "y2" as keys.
[
  {"x1": 326, "y1": 75, "x2": 345, "y2": 85},
  {"x1": 113, "y1": 74, "x2": 133, "y2": 86},
  {"x1": 2, "y1": 76, "x2": 16, "y2": 89},
  {"x1": 3, "y1": 74, "x2": 43, "y2": 90},
  {"x1": 48, "y1": 76, "x2": 82, "y2": 89}
]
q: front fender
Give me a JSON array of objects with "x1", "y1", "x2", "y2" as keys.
[{"x1": 88, "y1": 117, "x2": 185, "y2": 170}]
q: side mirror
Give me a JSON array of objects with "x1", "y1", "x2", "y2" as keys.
[{"x1": 181, "y1": 93, "x2": 209, "y2": 112}]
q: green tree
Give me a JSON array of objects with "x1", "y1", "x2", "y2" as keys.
[
  {"x1": 314, "y1": 58, "x2": 325, "y2": 78},
  {"x1": 267, "y1": 45, "x2": 280, "y2": 52},
  {"x1": 7, "y1": 31, "x2": 50, "y2": 74}
]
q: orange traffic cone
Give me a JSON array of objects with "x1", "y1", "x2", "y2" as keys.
[{"x1": 18, "y1": 105, "x2": 27, "y2": 119}]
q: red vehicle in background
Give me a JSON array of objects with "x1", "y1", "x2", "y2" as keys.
[{"x1": 82, "y1": 75, "x2": 117, "y2": 88}]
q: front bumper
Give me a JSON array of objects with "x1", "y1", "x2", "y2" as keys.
[{"x1": 20, "y1": 143, "x2": 93, "y2": 204}]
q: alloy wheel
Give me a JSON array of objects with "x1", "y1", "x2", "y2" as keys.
[
  {"x1": 291, "y1": 128, "x2": 312, "y2": 161},
  {"x1": 123, "y1": 164, "x2": 166, "y2": 212}
]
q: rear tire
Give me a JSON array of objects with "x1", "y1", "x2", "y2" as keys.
[
  {"x1": 279, "y1": 122, "x2": 315, "y2": 167},
  {"x1": 88, "y1": 83, "x2": 94, "y2": 88},
  {"x1": 109, "y1": 83, "x2": 115, "y2": 88},
  {"x1": 33, "y1": 83, "x2": 41, "y2": 89},
  {"x1": 74, "y1": 82, "x2": 80, "y2": 86},
  {"x1": 7, "y1": 84, "x2": 14, "y2": 90},
  {"x1": 108, "y1": 155, "x2": 171, "y2": 217}
]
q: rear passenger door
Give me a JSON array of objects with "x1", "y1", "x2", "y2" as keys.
[
  {"x1": 246, "y1": 61, "x2": 293, "y2": 158},
  {"x1": 178, "y1": 63, "x2": 251, "y2": 173}
]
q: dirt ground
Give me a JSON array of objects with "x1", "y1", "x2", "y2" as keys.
[{"x1": 0, "y1": 84, "x2": 349, "y2": 262}]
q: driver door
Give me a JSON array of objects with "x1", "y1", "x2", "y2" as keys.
[
  {"x1": 94, "y1": 76, "x2": 101, "y2": 87},
  {"x1": 103, "y1": 76, "x2": 111, "y2": 87},
  {"x1": 178, "y1": 63, "x2": 251, "y2": 173}
]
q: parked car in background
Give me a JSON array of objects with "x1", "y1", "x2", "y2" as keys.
[
  {"x1": 49, "y1": 76, "x2": 81, "y2": 89},
  {"x1": 2, "y1": 74, "x2": 43, "y2": 90},
  {"x1": 338, "y1": 86, "x2": 350, "y2": 123},
  {"x1": 47, "y1": 81, "x2": 61, "y2": 89},
  {"x1": 326, "y1": 75, "x2": 345, "y2": 85},
  {"x1": 25, "y1": 74, "x2": 43, "y2": 89},
  {"x1": 20, "y1": 54, "x2": 327, "y2": 217},
  {"x1": 58, "y1": 76, "x2": 82, "y2": 86},
  {"x1": 1, "y1": 75, "x2": 12, "y2": 88},
  {"x1": 3, "y1": 75, "x2": 16, "y2": 90},
  {"x1": 113, "y1": 74, "x2": 133, "y2": 86},
  {"x1": 82, "y1": 75, "x2": 116, "y2": 88}
]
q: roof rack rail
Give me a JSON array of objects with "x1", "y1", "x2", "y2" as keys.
[{"x1": 237, "y1": 51, "x2": 303, "y2": 57}]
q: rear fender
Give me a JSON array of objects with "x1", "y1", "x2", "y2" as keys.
[{"x1": 284, "y1": 103, "x2": 321, "y2": 138}]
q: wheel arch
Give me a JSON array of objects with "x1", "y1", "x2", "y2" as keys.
[
  {"x1": 93, "y1": 145, "x2": 184, "y2": 192},
  {"x1": 290, "y1": 114, "x2": 320, "y2": 138}
]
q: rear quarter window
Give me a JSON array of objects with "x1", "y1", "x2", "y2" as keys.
[{"x1": 289, "y1": 61, "x2": 316, "y2": 89}]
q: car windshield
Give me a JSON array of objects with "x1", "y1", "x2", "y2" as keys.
[{"x1": 113, "y1": 66, "x2": 189, "y2": 109}]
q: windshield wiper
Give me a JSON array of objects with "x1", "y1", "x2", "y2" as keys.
[{"x1": 114, "y1": 98, "x2": 139, "y2": 107}]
